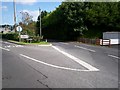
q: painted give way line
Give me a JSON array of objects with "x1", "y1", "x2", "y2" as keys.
[
  {"x1": 52, "y1": 46, "x2": 99, "y2": 71},
  {"x1": 108, "y1": 55, "x2": 120, "y2": 60},
  {"x1": 0, "y1": 47, "x2": 10, "y2": 51},
  {"x1": 75, "y1": 45, "x2": 96, "y2": 52}
]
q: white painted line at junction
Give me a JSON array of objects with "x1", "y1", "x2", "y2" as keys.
[
  {"x1": 13, "y1": 46, "x2": 15, "y2": 47},
  {"x1": 20, "y1": 54, "x2": 98, "y2": 72},
  {"x1": 4, "y1": 42, "x2": 9, "y2": 44},
  {"x1": 7, "y1": 45, "x2": 11, "y2": 48},
  {"x1": 75, "y1": 45, "x2": 96, "y2": 52},
  {"x1": 52, "y1": 46, "x2": 99, "y2": 71},
  {"x1": 0, "y1": 47, "x2": 10, "y2": 51},
  {"x1": 38, "y1": 44, "x2": 52, "y2": 47},
  {"x1": 108, "y1": 55, "x2": 120, "y2": 60},
  {"x1": 61, "y1": 42, "x2": 69, "y2": 45}
]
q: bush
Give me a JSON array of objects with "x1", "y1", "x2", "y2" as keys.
[
  {"x1": 2, "y1": 33, "x2": 19, "y2": 41},
  {"x1": 31, "y1": 36, "x2": 43, "y2": 43}
]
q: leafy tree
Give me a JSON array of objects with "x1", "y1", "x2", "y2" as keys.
[
  {"x1": 36, "y1": 2, "x2": 120, "y2": 40},
  {"x1": 19, "y1": 11, "x2": 36, "y2": 36}
]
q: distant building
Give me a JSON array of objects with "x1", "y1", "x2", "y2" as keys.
[
  {"x1": 103, "y1": 32, "x2": 120, "y2": 45},
  {"x1": 0, "y1": 25, "x2": 13, "y2": 34}
]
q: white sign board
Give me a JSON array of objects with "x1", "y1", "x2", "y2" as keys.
[
  {"x1": 17, "y1": 26, "x2": 22, "y2": 32},
  {"x1": 20, "y1": 35, "x2": 29, "y2": 39}
]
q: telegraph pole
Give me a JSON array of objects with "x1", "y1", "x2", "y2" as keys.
[
  {"x1": 39, "y1": 8, "x2": 41, "y2": 37},
  {"x1": 13, "y1": 0, "x2": 16, "y2": 32}
]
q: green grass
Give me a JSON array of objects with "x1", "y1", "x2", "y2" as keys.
[{"x1": 8, "y1": 40, "x2": 50, "y2": 45}]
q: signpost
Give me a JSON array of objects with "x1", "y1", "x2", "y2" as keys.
[
  {"x1": 20, "y1": 35, "x2": 29, "y2": 39},
  {"x1": 16, "y1": 26, "x2": 22, "y2": 42}
]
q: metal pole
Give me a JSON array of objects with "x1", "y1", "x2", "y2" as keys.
[
  {"x1": 13, "y1": 0, "x2": 16, "y2": 32},
  {"x1": 19, "y1": 31, "x2": 21, "y2": 42},
  {"x1": 39, "y1": 8, "x2": 41, "y2": 37}
]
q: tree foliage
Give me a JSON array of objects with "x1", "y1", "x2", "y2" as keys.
[
  {"x1": 36, "y1": 2, "x2": 120, "y2": 40},
  {"x1": 19, "y1": 11, "x2": 36, "y2": 36}
]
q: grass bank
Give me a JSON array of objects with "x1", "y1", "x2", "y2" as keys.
[{"x1": 8, "y1": 40, "x2": 51, "y2": 45}]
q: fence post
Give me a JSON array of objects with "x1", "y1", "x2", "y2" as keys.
[
  {"x1": 109, "y1": 39, "x2": 111, "y2": 47},
  {"x1": 102, "y1": 39, "x2": 103, "y2": 46}
]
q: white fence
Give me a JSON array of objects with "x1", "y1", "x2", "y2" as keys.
[{"x1": 100, "y1": 39, "x2": 120, "y2": 45}]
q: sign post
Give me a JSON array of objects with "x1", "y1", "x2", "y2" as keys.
[{"x1": 17, "y1": 26, "x2": 22, "y2": 42}]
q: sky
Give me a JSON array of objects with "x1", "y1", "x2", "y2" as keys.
[{"x1": 0, "y1": 0, "x2": 62, "y2": 25}]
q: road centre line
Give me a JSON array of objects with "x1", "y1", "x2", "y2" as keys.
[
  {"x1": 52, "y1": 46, "x2": 99, "y2": 71},
  {"x1": 20, "y1": 54, "x2": 98, "y2": 72},
  {"x1": 108, "y1": 54, "x2": 120, "y2": 60},
  {"x1": 0, "y1": 47, "x2": 10, "y2": 51},
  {"x1": 74, "y1": 45, "x2": 96, "y2": 52}
]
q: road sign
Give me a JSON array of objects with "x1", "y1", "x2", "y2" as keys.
[
  {"x1": 20, "y1": 35, "x2": 29, "y2": 39},
  {"x1": 17, "y1": 26, "x2": 22, "y2": 32}
]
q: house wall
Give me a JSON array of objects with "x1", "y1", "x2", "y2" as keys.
[{"x1": 103, "y1": 32, "x2": 120, "y2": 45}]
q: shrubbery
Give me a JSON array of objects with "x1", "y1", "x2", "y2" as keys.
[
  {"x1": 1, "y1": 33, "x2": 19, "y2": 41},
  {"x1": 30, "y1": 36, "x2": 43, "y2": 43}
]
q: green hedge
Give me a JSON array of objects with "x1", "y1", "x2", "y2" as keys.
[{"x1": 1, "y1": 33, "x2": 19, "y2": 41}]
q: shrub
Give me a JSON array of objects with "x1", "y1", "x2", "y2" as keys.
[
  {"x1": 2, "y1": 33, "x2": 19, "y2": 41},
  {"x1": 31, "y1": 35, "x2": 43, "y2": 43}
]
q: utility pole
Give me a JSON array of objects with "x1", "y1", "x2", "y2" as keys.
[
  {"x1": 13, "y1": 0, "x2": 16, "y2": 32},
  {"x1": 39, "y1": 8, "x2": 42, "y2": 37}
]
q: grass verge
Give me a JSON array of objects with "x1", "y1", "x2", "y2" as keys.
[{"x1": 8, "y1": 40, "x2": 51, "y2": 45}]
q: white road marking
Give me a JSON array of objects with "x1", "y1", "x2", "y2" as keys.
[
  {"x1": 7, "y1": 45, "x2": 11, "y2": 47},
  {"x1": 75, "y1": 45, "x2": 96, "y2": 52},
  {"x1": 108, "y1": 55, "x2": 120, "y2": 59},
  {"x1": 20, "y1": 54, "x2": 98, "y2": 72},
  {"x1": 16, "y1": 45, "x2": 19, "y2": 47},
  {"x1": 61, "y1": 42, "x2": 69, "y2": 45},
  {"x1": 4, "y1": 45, "x2": 24, "y2": 48},
  {"x1": 13, "y1": 46, "x2": 15, "y2": 47},
  {"x1": 0, "y1": 47, "x2": 10, "y2": 51},
  {"x1": 4, "y1": 42, "x2": 9, "y2": 44},
  {"x1": 52, "y1": 46, "x2": 99, "y2": 71},
  {"x1": 19, "y1": 45, "x2": 24, "y2": 47},
  {"x1": 38, "y1": 44, "x2": 52, "y2": 47}
]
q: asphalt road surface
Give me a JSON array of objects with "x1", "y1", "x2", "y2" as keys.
[{"x1": 0, "y1": 40, "x2": 119, "y2": 88}]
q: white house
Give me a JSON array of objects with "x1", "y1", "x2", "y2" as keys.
[{"x1": 102, "y1": 32, "x2": 120, "y2": 45}]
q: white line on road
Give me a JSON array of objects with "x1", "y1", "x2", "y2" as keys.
[
  {"x1": 52, "y1": 46, "x2": 99, "y2": 71},
  {"x1": 75, "y1": 45, "x2": 96, "y2": 52},
  {"x1": 60, "y1": 42, "x2": 69, "y2": 45},
  {"x1": 108, "y1": 55, "x2": 120, "y2": 59},
  {"x1": 20, "y1": 54, "x2": 98, "y2": 72},
  {"x1": 4, "y1": 42, "x2": 9, "y2": 44},
  {"x1": 38, "y1": 44, "x2": 52, "y2": 47},
  {"x1": 0, "y1": 47, "x2": 10, "y2": 51},
  {"x1": 7, "y1": 45, "x2": 11, "y2": 48}
]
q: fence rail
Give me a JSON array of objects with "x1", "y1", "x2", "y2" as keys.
[{"x1": 77, "y1": 38, "x2": 111, "y2": 47}]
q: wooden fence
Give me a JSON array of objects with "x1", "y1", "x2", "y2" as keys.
[{"x1": 77, "y1": 38, "x2": 111, "y2": 47}]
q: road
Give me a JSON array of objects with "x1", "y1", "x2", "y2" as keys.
[{"x1": 0, "y1": 40, "x2": 119, "y2": 89}]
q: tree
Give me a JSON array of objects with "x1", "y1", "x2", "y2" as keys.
[
  {"x1": 36, "y1": 2, "x2": 120, "y2": 40},
  {"x1": 20, "y1": 11, "x2": 33, "y2": 25},
  {"x1": 36, "y1": 10, "x2": 49, "y2": 36},
  {"x1": 19, "y1": 11, "x2": 36, "y2": 36}
]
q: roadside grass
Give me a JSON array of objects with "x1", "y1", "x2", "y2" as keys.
[{"x1": 8, "y1": 40, "x2": 51, "y2": 45}]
